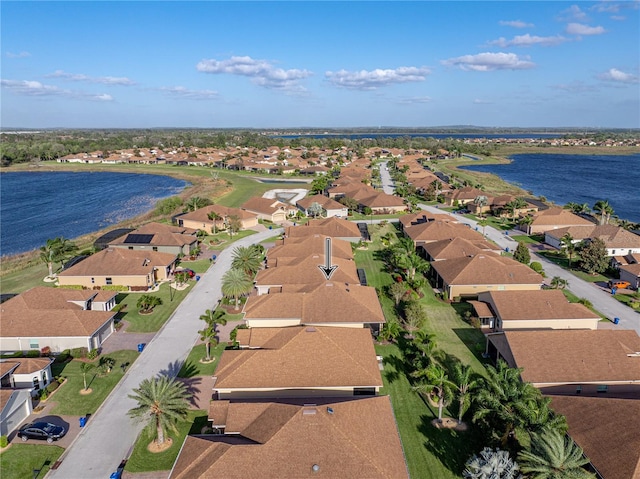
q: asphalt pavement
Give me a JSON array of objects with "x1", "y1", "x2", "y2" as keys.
[{"x1": 48, "y1": 228, "x2": 283, "y2": 479}]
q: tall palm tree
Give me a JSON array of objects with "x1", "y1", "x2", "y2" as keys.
[
  {"x1": 198, "y1": 323, "x2": 218, "y2": 361},
  {"x1": 127, "y1": 375, "x2": 190, "y2": 446},
  {"x1": 593, "y1": 200, "x2": 614, "y2": 225},
  {"x1": 560, "y1": 233, "x2": 576, "y2": 268},
  {"x1": 397, "y1": 252, "x2": 430, "y2": 282},
  {"x1": 207, "y1": 211, "x2": 222, "y2": 234},
  {"x1": 185, "y1": 196, "x2": 210, "y2": 212},
  {"x1": 40, "y1": 237, "x2": 78, "y2": 277},
  {"x1": 452, "y1": 363, "x2": 479, "y2": 424},
  {"x1": 474, "y1": 195, "x2": 489, "y2": 218},
  {"x1": 231, "y1": 246, "x2": 263, "y2": 277},
  {"x1": 79, "y1": 362, "x2": 96, "y2": 391},
  {"x1": 221, "y1": 268, "x2": 253, "y2": 310},
  {"x1": 517, "y1": 430, "x2": 594, "y2": 479},
  {"x1": 412, "y1": 363, "x2": 456, "y2": 422}
]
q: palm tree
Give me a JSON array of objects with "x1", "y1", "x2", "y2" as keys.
[
  {"x1": 550, "y1": 276, "x2": 569, "y2": 290},
  {"x1": 185, "y1": 196, "x2": 210, "y2": 212},
  {"x1": 474, "y1": 195, "x2": 489, "y2": 218},
  {"x1": 430, "y1": 179, "x2": 443, "y2": 201},
  {"x1": 80, "y1": 362, "x2": 96, "y2": 391},
  {"x1": 378, "y1": 319, "x2": 402, "y2": 343},
  {"x1": 397, "y1": 252, "x2": 430, "y2": 282},
  {"x1": 452, "y1": 363, "x2": 479, "y2": 424},
  {"x1": 137, "y1": 295, "x2": 163, "y2": 313},
  {"x1": 519, "y1": 215, "x2": 534, "y2": 234},
  {"x1": 593, "y1": 200, "x2": 614, "y2": 225},
  {"x1": 221, "y1": 268, "x2": 253, "y2": 310},
  {"x1": 517, "y1": 430, "x2": 594, "y2": 479},
  {"x1": 198, "y1": 323, "x2": 218, "y2": 361},
  {"x1": 231, "y1": 246, "x2": 263, "y2": 277},
  {"x1": 412, "y1": 363, "x2": 456, "y2": 422},
  {"x1": 207, "y1": 211, "x2": 222, "y2": 234},
  {"x1": 464, "y1": 447, "x2": 522, "y2": 479},
  {"x1": 127, "y1": 375, "x2": 190, "y2": 447},
  {"x1": 40, "y1": 237, "x2": 78, "y2": 277},
  {"x1": 560, "y1": 233, "x2": 576, "y2": 268}
]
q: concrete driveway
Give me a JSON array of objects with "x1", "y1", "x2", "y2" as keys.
[
  {"x1": 47, "y1": 228, "x2": 283, "y2": 479},
  {"x1": 8, "y1": 401, "x2": 81, "y2": 450}
]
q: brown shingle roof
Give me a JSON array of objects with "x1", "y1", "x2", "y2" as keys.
[
  {"x1": 214, "y1": 327, "x2": 382, "y2": 390},
  {"x1": 529, "y1": 207, "x2": 594, "y2": 227},
  {"x1": 497, "y1": 330, "x2": 640, "y2": 384},
  {"x1": 244, "y1": 283, "x2": 385, "y2": 325},
  {"x1": 483, "y1": 290, "x2": 600, "y2": 321},
  {"x1": 241, "y1": 197, "x2": 290, "y2": 215},
  {"x1": 296, "y1": 194, "x2": 345, "y2": 211},
  {"x1": 431, "y1": 254, "x2": 543, "y2": 286},
  {"x1": 549, "y1": 396, "x2": 640, "y2": 479},
  {"x1": 405, "y1": 220, "x2": 485, "y2": 244},
  {"x1": 0, "y1": 358, "x2": 52, "y2": 375},
  {"x1": 255, "y1": 255, "x2": 359, "y2": 288},
  {"x1": 547, "y1": 225, "x2": 640, "y2": 249},
  {"x1": 171, "y1": 396, "x2": 409, "y2": 479},
  {"x1": 0, "y1": 287, "x2": 116, "y2": 338},
  {"x1": 285, "y1": 217, "x2": 362, "y2": 240},
  {"x1": 399, "y1": 212, "x2": 455, "y2": 229},
  {"x1": 421, "y1": 237, "x2": 500, "y2": 261},
  {"x1": 176, "y1": 205, "x2": 257, "y2": 223},
  {"x1": 266, "y1": 235, "x2": 353, "y2": 268},
  {"x1": 58, "y1": 248, "x2": 176, "y2": 277}
]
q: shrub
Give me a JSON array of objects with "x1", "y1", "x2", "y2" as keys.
[
  {"x1": 55, "y1": 350, "x2": 71, "y2": 363},
  {"x1": 71, "y1": 347, "x2": 88, "y2": 359},
  {"x1": 112, "y1": 303, "x2": 127, "y2": 313},
  {"x1": 87, "y1": 349, "x2": 99, "y2": 360},
  {"x1": 530, "y1": 261, "x2": 545, "y2": 276},
  {"x1": 39, "y1": 390, "x2": 49, "y2": 401},
  {"x1": 229, "y1": 324, "x2": 249, "y2": 343},
  {"x1": 0, "y1": 436, "x2": 8, "y2": 448},
  {"x1": 26, "y1": 350, "x2": 40, "y2": 358},
  {"x1": 46, "y1": 380, "x2": 60, "y2": 394},
  {"x1": 101, "y1": 285, "x2": 129, "y2": 292}
]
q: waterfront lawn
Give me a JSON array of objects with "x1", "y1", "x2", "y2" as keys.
[
  {"x1": 0, "y1": 444, "x2": 64, "y2": 479},
  {"x1": 118, "y1": 282, "x2": 192, "y2": 333},
  {"x1": 49, "y1": 350, "x2": 139, "y2": 415},
  {"x1": 177, "y1": 342, "x2": 227, "y2": 378},
  {"x1": 216, "y1": 173, "x2": 308, "y2": 208},
  {"x1": 0, "y1": 261, "x2": 52, "y2": 294},
  {"x1": 125, "y1": 409, "x2": 209, "y2": 473},
  {"x1": 377, "y1": 344, "x2": 483, "y2": 478}
]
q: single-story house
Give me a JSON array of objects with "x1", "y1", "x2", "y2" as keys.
[
  {"x1": 174, "y1": 205, "x2": 258, "y2": 232},
  {"x1": 398, "y1": 212, "x2": 456, "y2": 233},
  {"x1": 443, "y1": 186, "x2": 486, "y2": 206},
  {"x1": 296, "y1": 194, "x2": 348, "y2": 218},
  {"x1": 355, "y1": 191, "x2": 407, "y2": 214},
  {"x1": 254, "y1": 255, "x2": 359, "y2": 295},
  {"x1": 545, "y1": 224, "x2": 640, "y2": 257},
  {"x1": 0, "y1": 358, "x2": 53, "y2": 396},
  {"x1": 486, "y1": 329, "x2": 640, "y2": 397},
  {"x1": 213, "y1": 326, "x2": 383, "y2": 399},
  {"x1": 284, "y1": 217, "x2": 362, "y2": 243},
  {"x1": 477, "y1": 290, "x2": 600, "y2": 330},
  {"x1": 241, "y1": 197, "x2": 295, "y2": 223},
  {"x1": 420, "y1": 237, "x2": 502, "y2": 262},
  {"x1": 519, "y1": 207, "x2": 594, "y2": 235},
  {"x1": 0, "y1": 287, "x2": 117, "y2": 353},
  {"x1": 619, "y1": 263, "x2": 640, "y2": 290},
  {"x1": 265, "y1": 235, "x2": 353, "y2": 269},
  {"x1": 430, "y1": 254, "x2": 543, "y2": 299},
  {"x1": 108, "y1": 222, "x2": 198, "y2": 256},
  {"x1": 548, "y1": 395, "x2": 640, "y2": 479},
  {"x1": 243, "y1": 282, "x2": 385, "y2": 333},
  {"x1": 169, "y1": 396, "x2": 409, "y2": 479},
  {"x1": 404, "y1": 220, "x2": 485, "y2": 248},
  {"x1": 58, "y1": 248, "x2": 177, "y2": 290}
]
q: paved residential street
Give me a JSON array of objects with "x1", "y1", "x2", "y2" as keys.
[{"x1": 48, "y1": 228, "x2": 283, "y2": 479}]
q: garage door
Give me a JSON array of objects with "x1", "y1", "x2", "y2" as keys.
[{"x1": 1, "y1": 400, "x2": 28, "y2": 436}]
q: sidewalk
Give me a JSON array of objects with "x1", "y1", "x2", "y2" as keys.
[{"x1": 47, "y1": 228, "x2": 283, "y2": 479}]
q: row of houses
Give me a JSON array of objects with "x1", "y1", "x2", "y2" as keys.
[{"x1": 169, "y1": 217, "x2": 409, "y2": 477}]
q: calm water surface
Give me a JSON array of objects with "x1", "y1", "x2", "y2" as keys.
[
  {"x1": 461, "y1": 153, "x2": 640, "y2": 223},
  {"x1": 0, "y1": 171, "x2": 188, "y2": 257}
]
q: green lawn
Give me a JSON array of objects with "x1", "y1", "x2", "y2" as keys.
[
  {"x1": 1, "y1": 261, "x2": 53, "y2": 294},
  {"x1": 377, "y1": 344, "x2": 483, "y2": 479},
  {"x1": 177, "y1": 343, "x2": 227, "y2": 378},
  {"x1": 0, "y1": 444, "x2": 64, "y2": 479},
  {"x1": 125, "y1": 409, "x2": 209, "y2": 473},
  {"x1": 510, "y1": 234, "x2": 539, "y2": 245},
  {"x1": 49, "y1": 350, "x2": 139, "y2": 415}
]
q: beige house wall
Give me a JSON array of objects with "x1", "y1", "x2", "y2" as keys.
[
  {"x1": 245, "y1": 318, "x2": 301, "y2": 328},
  {"x1": 448, "y1": 283, "x2": 541, "y2": 298},
  {"x1": 500, "y1": 318, "x2": 599, "y2": 330},
  {"x1": 179, "y1": 217, "x2": 258, "y2": 232},
  {"x1": 0, "y1": 336, "x2": 92, "y2": 354},
  {"x1": 110, "y1": 244, "x2": 193, "y2": 256},
  {"x1": 58, "y1": 273, "x2": 154, "y2": 289}
]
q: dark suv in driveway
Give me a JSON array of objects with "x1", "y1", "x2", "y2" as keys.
[{"x1": 17, "y1": 422, "x2": 66, "y2": 443}]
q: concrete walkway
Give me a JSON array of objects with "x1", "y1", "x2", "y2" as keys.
[{"x1": 48, "y1": 228, "x2": 283, "y2": 479}]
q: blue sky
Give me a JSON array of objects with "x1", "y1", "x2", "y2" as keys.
[{"x1": 1, "y1": 1, "x2": 638, "y2": 128}]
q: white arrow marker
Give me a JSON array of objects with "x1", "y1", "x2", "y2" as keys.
[{"x1": 318, "y1": 237, "x2": 339, "y2": 280}]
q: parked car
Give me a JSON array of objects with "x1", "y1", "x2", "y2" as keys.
[
  {"x1": 175, "y1": 268, "x2": 195, "y2": 278},
  {"x1": 18, "y1": 422, "x2": 66, "y2": 443},
  {"x1": 608, "y1": 280, "x2": 631, "y2": 290}
]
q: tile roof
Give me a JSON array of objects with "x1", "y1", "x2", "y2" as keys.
[
  {"x1": 546, "y1": 224, "x2": 640, "y2": 248},
  {"x1": 431, "y1": 254, "x2": 543, "y2": 286},
  {"x1": 244, "y1": 283, "x2": 385, "y2": 325},
  {"x1": 214, "y1": 326, "x2": 382, "y2": 390},
  {"x1": 548, "y1": 396, "x2": 640, "y2": 479},
  {"x1": 285, "y1": 217, "x2": 362, "y2": 240},
  {"x1": 421, "y1": 237, "x2": 500, "y2": 261},
  {"x1": 482, "y1": 290, "x2": 600, "y2": 321},
  {"x1": 529, "y1": 207, "x2": 594, "y2": 226},
  {"x1": 404, "y1": 220, "x2": 485, "y2": 244},
  {"x1": 170, "y1": 396, "x2": 409, "y2": 479},
  {"x1": 241, "y1": 197, "x2": 290, "y2": 215},
  {"x1": 496, "y1": 329, "x2": 640, "y2": 384},
  {"x1": 267, "y1": 235, "x2": 353, "y2": 266},
  {"x1": 296, "y1": 194, "x2": 346, "y2": 211},
  {"x1": 255, "y1": 255, "x2": 359, "y2": 288},
  {"x1": 0, "y1": 287, "x2": 115, "y2": 337},
  {"x1": 57, "y1": 248, "x2": 176, "y2": 277}
]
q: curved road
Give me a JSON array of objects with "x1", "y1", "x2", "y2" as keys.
[
  {"x1": 48, "y1": 228, "x2": 283, "y2": 479},
  {"x1": 380, "y1": 161, "x2": 638, "y2": 334}
]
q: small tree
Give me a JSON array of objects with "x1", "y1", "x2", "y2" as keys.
[
  {"x1": 578, "y1": 238, "x2": 608, "y2": 274},
  {"x1": 137, "y1": 295, "x2": 163, "y2": 314},
  {"x1": 307, "y1": 202, "x2": 324, "y2": 218},
  {"x1": 403, "y1": 301, "x2": 426, "y2": 333},
  {"x1": 388, "y1": 282, "x2": 409, "y2": 306},
  {"x1": 513, "y1": 242, "x2": 530, "y2": 265},
  {"x1": 412, "y1": 364, "x2": 456, "y2": 422},
  {"x1": 80, "y1": 362, "x2": 96, "y2": 391},
  {"x1": 550, "y1": 276, "x2": 568, "y2": 290}
]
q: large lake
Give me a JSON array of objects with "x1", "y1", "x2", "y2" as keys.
[
  {"x1": 0, "y1": 171, "x2": 188, "y2": 257},
  {"x1": 460, "y1": 153, "x2": 640, "y2": 223}
]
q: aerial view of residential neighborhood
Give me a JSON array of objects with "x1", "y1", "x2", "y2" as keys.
[{"x1": 1, "y1": 1, "x2": 639, "y2": 479}]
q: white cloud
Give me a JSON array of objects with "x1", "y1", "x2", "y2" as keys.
[
  {"x1": 1, "y1": 79, "x2": 114, "y2": 101},
  {"x1": 158, "y1": 86, "x2": 219, "y2": 99},
  {"x1": 598, "y1": 68, "x2": 639, "y2": 84},
  {"x1": 47, "y1": 70, "x2": 136, "y2": 86},
  {"x1": 488, "y1": 34, "x2": 568, "y2": 47},
  {"x1": 196, "y1": 55, "x2": 311, "y2": 93},
  {"x1": 6, "y1": 51, "x2": 31, "y2": 58},
  {"x1": 397, "y1": 96, "x2": 432, "y2": 105},
  {"x1": 441, "y1": 52, "x2": 535, "y2": 71},
  {"x1": 566, "y1": 23, "x2": 606, "y2": 35},
  {"x1": 473, "y1": 99, "x2": 493, "y2": 104},
  {"x1": 499, "y1": 20, "x2": 534, "y2": 28},
  {"x1": 610, "y1": 15, "x2": 626, "y2": 20},
  {"x1": 324, "y1": 66, "x2": 431, "y2": 90},
  {"x1": 557, "y1": 5, "x2": 589, "y2": 22}
]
